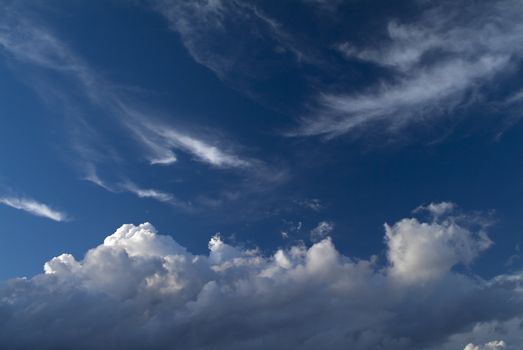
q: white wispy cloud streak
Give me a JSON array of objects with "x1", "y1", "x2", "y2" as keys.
[
  {"x1": 152, "y1": 0, "x2": 317, "y2": 82},
  {"x1": 152, "y1": 0, "x2": 523, "y2": 139},
  {"x1": 121, "y1": 182, "x2": 178, "y2": 205},
  {"x1": 296, "y1": 0, "x2": 523, "y2": 137},
  {"x1": 117, "y1": 103, "x2": 251, "y2": 168},
  {"x1": 82, "y1": 166, "x2": 189, "y2": 209},
  {"x1": 0, "y1": 4, "x2": 252, "y2": 171},
  {"x1": 0, "y1": 196, "x2": 67, "y2": 221}
]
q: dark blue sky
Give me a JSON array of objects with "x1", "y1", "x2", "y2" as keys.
[{"x1": 1, "y1": 1, "x2": 523, "y2": 349}]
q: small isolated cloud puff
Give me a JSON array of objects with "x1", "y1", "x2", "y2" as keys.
[
  {"x1": 310, "y1": 220, "x2": 334, "y2": 242},
  {"x1": 0, "y1": 203, "x2": 522, "y2": 350},
  {"x1": 0, "y1": 196, "x2": 67, "y2": 221}
]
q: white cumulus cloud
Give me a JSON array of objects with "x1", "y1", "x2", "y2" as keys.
[{"x1": 0, "y1": 203, "x2": 522, "y2": 349}]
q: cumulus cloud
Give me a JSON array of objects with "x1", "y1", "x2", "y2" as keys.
[
  {"x1": 0, "y1": 196, "x2": 67, "y2": 221},
  {"x1": 385, "y1": 216, "x2": 492, "y2": 283},
  {"x1": 0, "y1": 203, "x2": 522, "y2": 349},
  {"x1": 297, "y1": 0, "x2": 523, "y2": 137}
]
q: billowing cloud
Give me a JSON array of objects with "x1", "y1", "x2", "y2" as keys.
[
  {"x1": 385, "y1": 215, "x2": 492, "y2": 283},
  {"x1": 0, "y1": 196, "x2": 67, "y2": 221},
  {"x1": 0, "y1": 203, "x2": 522, "y2": 349}
]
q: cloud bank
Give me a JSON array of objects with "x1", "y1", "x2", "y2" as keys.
[
  {"x1": 0, "y1": 196, "x2": 67, "y2": 221},
  {"x1": 0, "y1": 204, "x2": 521, "y2": 349}
]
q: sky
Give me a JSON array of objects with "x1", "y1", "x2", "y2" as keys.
[{"x1": 0, "y1": 0, "x2": 523, "y2": 349}]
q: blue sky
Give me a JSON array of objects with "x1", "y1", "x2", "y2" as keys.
[{"x1": 1, "y1": 1, "x2": 523, "y2": 349}]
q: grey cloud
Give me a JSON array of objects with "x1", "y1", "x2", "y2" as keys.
[{"x1": 0, "y1": 204, "x2": 522, "y2": 349}]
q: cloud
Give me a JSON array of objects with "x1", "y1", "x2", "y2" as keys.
[
  {"x1": 151, "y1": 0, "x2": 523, "y2": 139},
  {"x1": 296, "y1": 0, "x2": 523, "y2": 137},
  {"x1": 295, "y1": 198, "x2": 324, "y2": 212},
  {"x1": 438, "y1": 317, "x2": 523, "y2": 350},
  {"x1": 0, "y1": 4, "x2": 254, "y2": 172},
  {"x1": 0, "y1": 196, "x2": 67, "y2": 221},
  {"x1": 152, "y1": 0, "x2": 317, "y2": 84},
  {"x1": 0, "y1": 3, "x2": 284, "y2": 213},
  {"x1": 122, "y1": 182, "x2": 175, "y2": 204},
  {"x1": 310, "y1": 220, "x2": 334, "y2": 242},
  {"x1": 121, "y1": 182, "x2": 191, "y2": 210},
  {"x1": 415, "y1": 201, "x2": 456, "y2": 218},
  {"x1": 0, "y1": 203, "x2": 522, "y2": 349},
  {"x1": 385, "y1": 214, "x2": 492, "y2": 283},
  {"x1": 83, "y1": 169, "x2": 191, "y2": 209},
  {"x1": 464, "y1": 341, "x2": 507, "y2": 350},
  {"x1": 119, "y1": 111, "x2": 251, "y2": 169}
]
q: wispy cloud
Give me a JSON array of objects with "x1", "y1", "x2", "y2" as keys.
[
  {"x1": 1, "y1": 2, "x2": 285, "y2": 217},
  {"x1": 133, "y1": 121, "x2": 250, "y2": 168},
  {"x1": 0, "y1": 196, "x2": 67, "y2": 222},
  {"x1": 0, "y1": 4, "x2": 253, "y2": 172},
  {"x1": 296, "y1": 0, "x2": 523, "y2": 138},
  {"x1": 122, "y1": 182, "x2": 178, "y2": 205},
  {"x1": 153, "y1": 0, "x2": 523, "y2": 140},
  {"x1": 297, "y1": 56, "x2": 508, "y2": 137},
  {"x1": 116, "y1": 102, "x2": 251, "y2": 169},
  {"x1": 83, "y1": 167, "x2": 190, "y2": 209},
  {"x1": 152, "y1": 0, "x2": 317, "y2": 81}
]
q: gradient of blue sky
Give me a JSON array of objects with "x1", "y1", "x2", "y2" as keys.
[{"x1": 0, "y1": 1, "x2": 523, "y2": 349}]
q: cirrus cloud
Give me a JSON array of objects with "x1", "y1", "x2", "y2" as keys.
[{"x1": 0, "y1": 196, "x2": 67, "y2": 222}]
